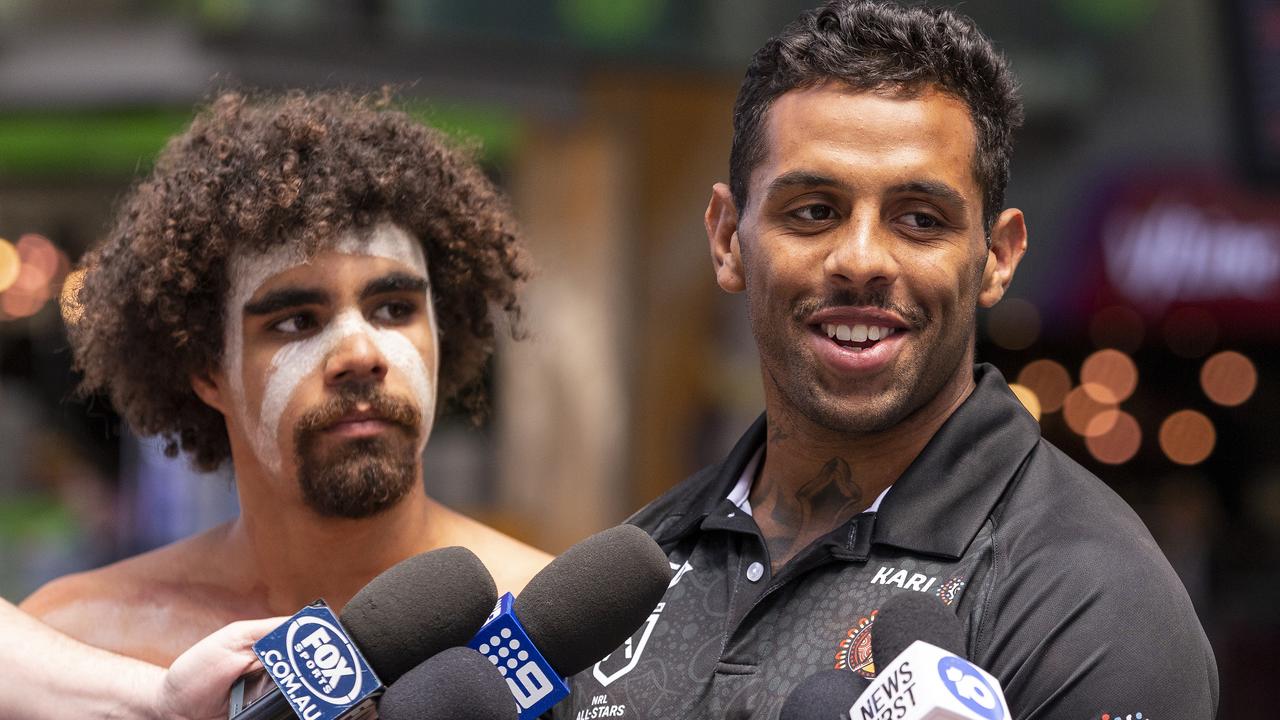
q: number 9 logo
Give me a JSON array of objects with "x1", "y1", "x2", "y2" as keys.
[
  {"x1": 508, "y1": 662, "x2": 554, "y2": 709},
  {"x1": 937, "y1": 656, "x2": 1005, "y2": 720}
]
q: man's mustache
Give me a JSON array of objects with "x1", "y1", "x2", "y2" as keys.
[
  {"x1": 792, "y1": 288, "x2": 930, "y2": 330},
  {"x1": 294, "y1": 384, "x2": 422, "y2": 436}
]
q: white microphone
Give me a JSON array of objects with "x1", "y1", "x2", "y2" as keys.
[{"x1": 846, "y1": 639, "x2": 1008, "y2": 720}]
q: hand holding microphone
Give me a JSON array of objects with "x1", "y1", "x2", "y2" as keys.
[{"x1": 234, "y1": 545, "x2": 498, "y2": 720}]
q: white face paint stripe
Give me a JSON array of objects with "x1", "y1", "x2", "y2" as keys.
[
  {"x1": 258, "y1": 307, "x2": 437, "y2": 467},
  {"x1": 221, "y1": 223, "x2": 435, "y2": 476}
]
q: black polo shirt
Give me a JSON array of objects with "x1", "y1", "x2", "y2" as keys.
[{"x1": 558, "y1": 364, "x2": 1218, "y2": 720}]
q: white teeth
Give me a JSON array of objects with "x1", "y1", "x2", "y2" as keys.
[
  {"x1": 867, "y1": 326, "x2": 880, "y2": 341},
  {"x1": 822, "y1": 322, "x2": 899, "y2": 344},
  {"x1": 824, "y1": 323, "x2": 837, "y2": 339},
  {"x1": 836, "y1": 325, "x2": 852, "y2": 341},
  {"x1": 851, "y1": 324, "x2": 868, "y2": 342}
]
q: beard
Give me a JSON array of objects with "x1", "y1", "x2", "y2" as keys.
[{"x1": 293, "y1": 383, "x2": 423, "y2": 519}]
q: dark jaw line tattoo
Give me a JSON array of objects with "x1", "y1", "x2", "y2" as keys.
[{"x1": 759, "y1": 456, "x2": 864, "y2": 570}]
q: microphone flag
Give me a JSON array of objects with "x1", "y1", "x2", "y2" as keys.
[
  {"x1": 251, "y1": 601, "x2": 383, "y2": 720},
  {"x1": 849, "y1": 640, "x2": 1007, "y2": 720},
  {"x1": 468, "y1": 593, "x2": 571, "y2": 718}
]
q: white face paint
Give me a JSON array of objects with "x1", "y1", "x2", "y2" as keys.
[{"x1": 222, "y1": 223, "x2": 437, "y2": 476}]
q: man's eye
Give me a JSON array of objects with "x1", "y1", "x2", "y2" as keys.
[
  {"x1": 792, "y1": 204, "x2": 838, "y2": 222},
  {"x1": 372, "y1": 301, "x2": 416, "y2": 323},
  {"x1": 901, "y1": 212, "x2": 943, "y2": 229},
  {"x1": 271, "y1": 314, "x2": 316, "y2": 334}
]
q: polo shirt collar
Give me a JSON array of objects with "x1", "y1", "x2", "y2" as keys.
[
  {"x1": 871, "y1": 363, "x2": 1042, "y2": 559},
  {"x1": 650, "y1": 364, "x2": 1040, "y2": 560}
]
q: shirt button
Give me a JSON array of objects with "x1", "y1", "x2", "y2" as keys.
[{"x1": 746, "y1": 562, "x2": 765, "y2": 583}]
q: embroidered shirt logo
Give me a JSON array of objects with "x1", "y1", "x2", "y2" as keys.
[{"x1": 834, "y1": 610, "x2": 878, "y2": 678}]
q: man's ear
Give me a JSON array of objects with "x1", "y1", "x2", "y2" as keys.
[
  {"x1": 978, "y1": 208, "x2": 1028, "y2": 308},
  {"x1": 191, "y1": 370, "x2": 229, "y2": 416},
  {"x1": 706, "y1": 183, "x2": 746, "y2": 293}
]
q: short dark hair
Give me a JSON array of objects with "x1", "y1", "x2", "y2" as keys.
[
  {"x1": 69, "y1": 90, "x2": 529, "y2": 471},
  {"x1": 729, "y1": 0, "x2": 1023, "y2": 230}
]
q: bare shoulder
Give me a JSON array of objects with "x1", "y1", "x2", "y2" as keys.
[
  {"x1": 440, "y1": 510, "x2": 553, "y2": 596},
  {"x1": 19, "y1": 523, "x2": 258, "y2": 665}
]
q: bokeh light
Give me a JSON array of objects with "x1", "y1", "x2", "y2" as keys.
[
  {"x1": 17, "y1": 234, "x2": 59, "y2": 286},
  {"x1": 1063, "y1": 383, "x2": 1119, "y2": 436},
  {"x1": 1008, "y1": 383, "x2": 1042, "y2": 421},
  {"x1": 1200, "y1": 351, "x2": 1257, "y2": 407},
  {"x1": 986, "y1": 298, "x2": 1041, "y2": 350},
  {"x1": 1089, "y1": 305, "x2": 1144, "y2": 352},
  {"x1": 1080, "y1": 349, "x2": 1138, "y2": 403},
  {"x1": 0, "y1": 238, "x2": 19, "y2": 292},
  {"x1": 1016, "y1": 359, "x2": 1071, "y2": 414},
  {"x1": 1163, "y1": 307, "x2": 1218, "y2": 358},
  {"x1": 1159, "y1": 410, "x2": 1216, "y2": 465},
  {"x1": 1085, "y1": 409, "x2": 1142, "y2": 464}
]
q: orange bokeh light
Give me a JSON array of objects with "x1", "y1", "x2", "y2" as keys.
[
  {"x1": 1159, "y1": 410, "x2": 1216, "y2": 466},
  {"x1": 1063, "y1": 383, "x2": 1119, "y2": 437},
  {"x1": 1200, "y1": 351, "x2": 1257, "y2": 407},
  {"x1": 1080, "y1": 349, "x2": 1138, "y2": 404},
  {"x1": 1008, "y1": 383, "x2": 1042, "y2": 421},
  {"x1": 1085, "y1": 410, "x2": 1142, "y2": 464},
  {"x1": 1016, "y1": 359, "x2": 1071, "y2": 414},
  {"x1": 16, "y1": 234, "x2": 59, "y2": 286},
  {"x1": 0, "y1": 239, "x2": 19, "y2": 293}
]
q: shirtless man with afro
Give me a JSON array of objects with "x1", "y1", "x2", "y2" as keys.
[{"x1": 21, "y1": 90, "x2": 551, "y2": 665}]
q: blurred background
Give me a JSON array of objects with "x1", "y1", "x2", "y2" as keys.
[{"x1": 0, "y1": 0, "x2": 1274, "y2": 710}]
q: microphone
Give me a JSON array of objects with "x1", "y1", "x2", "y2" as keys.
[
  {"x1": 778, "y1": 669, "x2": 870, "y2": 720},
  {"x1": 234, "y1": 546, "x2": 498, "y2": 720},
  {"x1": 848, "y1": 592, "x2": 1009, "y2": 720},
  {"x1": 378, "y1": 647, "x2": 518, "y2": 720},
  {"x1": 468, "y1": 524, "x2": 673, "y2": 717}
]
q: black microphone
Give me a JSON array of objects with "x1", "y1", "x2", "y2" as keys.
[
  {"x1": 779, "y1": 669, "x2": 871, "y2": 720},
  {"x1": 379, "y1": 647, "x2": 518, "y2": 720},
  {"x1": 870, "y1": 591, "x2": 967, "y2": 668},
  {"x1": 514, "y1": 524, "x2": 673, "y2": 676},
  {"x1": 235, "y1": 546, "x2": 498, "y2": 720},
  {"x1": 466, "y1": 524, "x2": 672, "y2": 716}
]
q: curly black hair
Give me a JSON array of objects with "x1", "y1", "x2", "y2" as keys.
[
  {"x1": 68, "y1": 89, "x2": 529, "y2": 471},
  {"x1": 731, "y1": 0, "x2": 1023, "y2": 231}
]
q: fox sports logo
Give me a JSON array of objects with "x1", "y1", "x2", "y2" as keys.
[{"x1": 286, "y1": 616, "x2": 364, "y2": 704}]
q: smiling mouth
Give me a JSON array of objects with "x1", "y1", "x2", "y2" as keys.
[{"x1": 818, "y1": 322, "x2": 902, "y2": 352}]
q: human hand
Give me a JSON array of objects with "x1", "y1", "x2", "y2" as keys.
[{"x1": 152, "y1": 617, "x2": 286, "y2": 720}]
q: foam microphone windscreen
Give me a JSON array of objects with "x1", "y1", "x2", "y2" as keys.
[
  {"x1": 340, "y1": 546, "x2": 498, "y2": 684},
  {"x1": 378, "y1": 647, "x2": 518, "y2": 720},
  {"x1": 778, "y1": 669, "x2": 871, "y2": 720},
  {"x1": 871, "y1": 591, "x2": 966, "y2": 669},
  {"x1": 513, "y1": 524, "x2": 672, "y2": 676}
]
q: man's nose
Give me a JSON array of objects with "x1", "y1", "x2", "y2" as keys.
[
  {"x1": 323, "y1": 329, "x2": 388, "y2": 386},
  {"x1": 823, "y1": 214, "x2": 900, "y2": 292}
]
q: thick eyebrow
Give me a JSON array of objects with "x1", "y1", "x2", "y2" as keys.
[
  {"x1": 888, "y1": 180, "x2": 970, "y2": 213},
  {"x1": 243, "y1": 287, "x2": 329, "y2": 316},
  {"x1": 765, "y1": 171, "x2": 849, "y2": 198},
  {"x1": 360, "y1": 272, "x2": 429, "y2": 301}
]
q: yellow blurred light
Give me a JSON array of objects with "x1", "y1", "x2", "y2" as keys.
[
  {"x1": 59, "y1": 268, "x2": 87, "y2": 326},
  {"x1": 986, "y1": 298, "x2": 1041, "y2": 350},
  {"x1": 1016, "y1": 359, "x2": 1071, "y2": 414},
  {"x1": 1163, "y1": 307, "x2": 1218, "y2": 358},
  {"x1": 1008, "y1": 383, "x2": 1042, "y2": 421},
  {"x1": 1200, "y1": 351, "x2": 1257, "y2": 407},
  {"x1": 1089, "y1": 305, "x2": 1144, "y2": 353},
  {"x1": 1063, "y1": 383, "x2": 1119, "y2": 437},
  {"x1": 1080, "y1": 349, "x2": 1138, "y2": 404},
  {"x1": 1159, "y1": 410, "x2": 1216, "y2": 465},
  {"x1": 1085, "y1": 409, "x2": 1142, "y2": 464},
  {"x1": 0, "y1": 239, "x2": 19, "y2": 292}
]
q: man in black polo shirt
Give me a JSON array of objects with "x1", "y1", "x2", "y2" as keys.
[{"x1": 559, "y1": 2, "x2": 1218, "y2": 719}]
